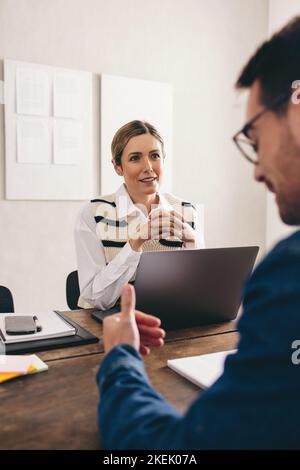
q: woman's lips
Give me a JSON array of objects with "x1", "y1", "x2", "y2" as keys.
[{"x1": 139, "y1": 177, "x2": 157, "y2": 183}]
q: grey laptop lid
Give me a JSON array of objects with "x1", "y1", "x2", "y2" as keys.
[{"x1": 134, "y1": 246, "x2": 259, "y2": 330}]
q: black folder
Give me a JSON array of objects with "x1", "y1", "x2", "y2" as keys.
[{"x1": 2, "y1": 311, "x2": 99, "y2": 355}]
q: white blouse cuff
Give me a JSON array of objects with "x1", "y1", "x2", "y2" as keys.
[{"x1": 113, "y1": 241, "x2": 142, "y2": 267}]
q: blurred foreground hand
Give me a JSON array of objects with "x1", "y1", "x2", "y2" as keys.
[{"x1": 103, "y1": 284, "x2": 165, "y2": 356}]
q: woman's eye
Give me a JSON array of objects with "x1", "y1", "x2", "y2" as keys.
[
  {"x1": 152, "y1": 153, "x2": 160, "y2": 159},
  {"x1": 129, "y1": 155, "x2": 139, "y2": 161}
]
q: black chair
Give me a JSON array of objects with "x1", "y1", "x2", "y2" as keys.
[
  {"x1": 66, "y1": 271, "x2": 81, "y2": 310},
  {"x1": 0, "y1": 286, "x2": 15, "y2": 313}
]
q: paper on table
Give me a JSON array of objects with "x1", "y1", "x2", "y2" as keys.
[
  {"x1": 29, "y1": 355, "x2": 48, "y2": 374},
  {"x1": 0, "y1": 372, "x2": 21, "y2": 383},
  {"x1": 167, "y1": 350, "x2": 237, "y2": 390},
  {"x1": 0, "y1": 311, "x2": 76, "y2": 344},
  {"x1": 0, "y1": 354, "x2": 48, "y2": 383},
  {"x1": 0, "y1": 354, "x2": 33, "y2": 373}
]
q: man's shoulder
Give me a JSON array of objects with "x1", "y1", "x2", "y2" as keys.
[
  {"x1": 238, "y1": 230, "x2": 300, "y2": 341},
  {"x1": 243, "y1": 229, "x2": 300, "y2": 303},
  {"x1": 259, "y1": 229, "x2": 300, "y2": 273},
  {"x1": 270, "y1": 229, "x2": 300, "y2": 255}
]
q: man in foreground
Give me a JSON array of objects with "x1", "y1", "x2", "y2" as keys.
[{"x1": 97, "y1": 17, "x2": 300, "y2": 449}]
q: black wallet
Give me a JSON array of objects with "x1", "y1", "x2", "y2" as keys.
[{"x1": 5, "y1": 315, "x2": 42, "y2": 335}]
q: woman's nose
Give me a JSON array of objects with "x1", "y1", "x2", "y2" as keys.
[{"x1": 143, "y1": 157, "x2": 153, "y2": 172}]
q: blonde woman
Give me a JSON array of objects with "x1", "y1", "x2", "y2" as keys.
[{"x1": 74, "y1": 120, "x2": 204, "y2": 311}]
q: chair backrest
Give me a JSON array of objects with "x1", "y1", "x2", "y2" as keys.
[
  {"x1": 66, "y1": 271, "x2": 81, "y2": 310},
  {"x1": 0, "y1": 286, "x2": 15, "y2": 313}
]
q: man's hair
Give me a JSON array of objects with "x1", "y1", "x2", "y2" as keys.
[{"x1": 236, "y1": 16, "x2": 300, "y2": 111}]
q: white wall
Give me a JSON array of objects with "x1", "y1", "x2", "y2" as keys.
[
  {"x1": 0, "y1": 0, "x2": 268, "y2": 312},
  {"x1": 266, "y1": 0, "x2": 300, "y2": 249},
  {"x1": 268, "y1": 1, "x2": 300, "y2": 36}
]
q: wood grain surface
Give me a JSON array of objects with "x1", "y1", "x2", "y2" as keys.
[{"x1": 0, "y1": 325, "x2": 238, "y2": 450}]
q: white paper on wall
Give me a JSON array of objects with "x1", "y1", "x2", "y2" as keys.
[
  {"x1": 17, "y1": 117, "x2": 51, "y2": 164},
  {"x1": 16, "y1": 67, "x2": 51, "y2": 116},
  {"x1": 53, "y1": 73, "x2": 83, "y2": 119},
  {"x1": 53, "y1": 120, "x2": 83, "y2": 165}
]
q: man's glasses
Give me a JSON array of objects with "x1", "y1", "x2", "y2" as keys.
[{"x1": 232, "y1": 90, "x2": 291, "y2": 164}]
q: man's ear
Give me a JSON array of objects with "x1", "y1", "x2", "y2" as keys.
[
  {"x1": 112, "y1": 159, "x2": 123, "y2": 176},
  {"x1": 287, "y1": 100, "x2": 300, "y2": 148}
]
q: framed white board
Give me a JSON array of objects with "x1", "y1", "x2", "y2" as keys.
[{"x1": 100, "y1": 74, "x2": 173, "y2": 195}]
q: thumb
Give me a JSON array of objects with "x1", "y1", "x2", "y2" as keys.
[{"x1": 121, "y1": 284, "x2": 136, "y2": 319}]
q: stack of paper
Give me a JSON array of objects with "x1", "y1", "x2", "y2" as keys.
[
  {"x1": 167, "y1": 350, "x2": 237, "y2": 389},
  {"x1": 0, "y1": 354, "x2": 48, "y2": 383},
  {"x1": 0, "y1": 311, "x2": 76, "y2": 344}
]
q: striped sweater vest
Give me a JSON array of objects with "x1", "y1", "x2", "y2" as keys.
[{"x1": 78, "y1": 192, "x2": 196, "y2": 309}]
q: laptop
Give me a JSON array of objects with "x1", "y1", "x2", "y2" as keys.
[{"x1": 92, "y1": 246, "x2": 259, "y2": 330}]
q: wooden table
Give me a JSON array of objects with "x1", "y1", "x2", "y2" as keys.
[{"x1": 0, "y1": 310, "x2": 238, "y2": 450}]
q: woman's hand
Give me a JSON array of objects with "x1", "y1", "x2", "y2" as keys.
[
  {"x1": 129, "y1": 209, "x2": 197, "y2": 251},
  {"x1": 103, "y1": 284, "x2": 165, "y2": 356},
  {"x1": 180, "y1": 218, "x2": 198, "y2": 249}
]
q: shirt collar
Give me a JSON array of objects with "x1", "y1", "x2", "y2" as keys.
[{"x1": 116, "y1": 183, "x2": 173, "y2": 219}]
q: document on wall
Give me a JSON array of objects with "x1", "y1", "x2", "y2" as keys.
[
  {"x1": 53, "y1": 119, "x2": 83, "y2": 165},
  {"x1": 16, "y1": 66, "x2": 51, "y2": 116},
  {"x1": 53, "y1": 72, "x2": 83, "y2": 119},
  {"x1": 167, "y1": 349, "x2": 237, "y2": 389},
  {"x1": 17, "y1": 117, "x2": 51, "y2": 164}
]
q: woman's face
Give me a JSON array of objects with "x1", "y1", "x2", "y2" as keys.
[{"x1": 114, "y1": 133, "x2": 164, "y2": 198}]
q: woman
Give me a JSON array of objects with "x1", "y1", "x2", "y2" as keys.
[{"x1": 74, "y1": 120, "x2": 204, "y2": 310}]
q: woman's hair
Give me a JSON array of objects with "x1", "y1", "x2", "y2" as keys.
[{"x1": 111, "y1": 120, "x2": 165, "y2": 166}]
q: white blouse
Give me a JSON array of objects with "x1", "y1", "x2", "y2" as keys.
[{"x1": 74, "y1": 184, "x2": 204, "y2": 310}]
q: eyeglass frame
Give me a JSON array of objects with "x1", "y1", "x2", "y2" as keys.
[{"x1": 232, "y1": 89, "x2": 292, "y2": 164}]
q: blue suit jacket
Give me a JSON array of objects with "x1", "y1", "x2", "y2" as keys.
[{"x1": 97, "y1": 230, "x2": 300, "y2": 449}]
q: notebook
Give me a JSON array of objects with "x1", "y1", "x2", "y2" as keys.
[
  {"x1": 167, "y1": 349, "x2": 237, "y2": 389},
  {"x1": 2, "y1": 312, "x2": 99, "y2": 355},
  {"x1": 0, "y1": 311, "x2": 76, "y2": 344},
  {"x1": 0, "y1": 354, "x2": 48, "y2": 383}
]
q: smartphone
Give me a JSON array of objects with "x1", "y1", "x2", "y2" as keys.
[{"x1": 5, "y1": 316, "x2": 40, "y2": 335}]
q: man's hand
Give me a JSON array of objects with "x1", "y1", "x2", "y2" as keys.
[{"x1": 103, "y1": 284, "x2": 165, "y2": 356}]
